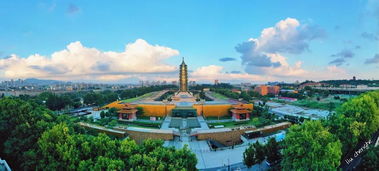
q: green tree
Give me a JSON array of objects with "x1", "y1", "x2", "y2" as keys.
[
  {"x1": 328, "y1": 102, "x2": 335, "y2": 112},
  {"x1": 327, "y1": 91, "x2": 379, "y2": 153},
  {"x1": 358, "y1": 145, "x2": 379, "y2": 170},
  {"x1": 136, "y1": 106, "x2": 144, "y2": 116},
  {"x1": 37, "y1": 123, "x2": 82, "y2": 170},
  {"x1": 83, "y1": 92, "x2": 103, "y2": 106},
  {"x1": 0, "y1": 98, "x2": 56, "y2": 170},
  {"x1": 265, "y1": 138, "x2": 282, "y2": 164},
  {"x1": 100, "y1": 111, "x2": 105, "y2": 119},
  {"x1": 45, "y1": 93, "x2": 64, "y2": 110},
  {"x1": 0, "y1": 95, "x2": 198, "y2": 170},
  {"x1": 92, "y1": 156, "x2": 125, "y2": 170},
  {"x1": 240, "y1": 91, "x2": 252, "y2": 102},
  {"x1": 282, "y1": 120, "x2": 342, "y2": 170},
  {"x1": 253, "y1": 141, "x2": 265, "y2": 169},
  {"x1": 243, "y1": 144, "x2": 257, "y2": 168},
  {"x1": 107, "y1": 107, "x2": 119, "y2": 117}
]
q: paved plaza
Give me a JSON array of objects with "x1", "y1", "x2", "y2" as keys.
[{"x1": 161, "y1": 115, "x2": 284, "y2": 170}]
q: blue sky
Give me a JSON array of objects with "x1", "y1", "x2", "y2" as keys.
[{"x1": 0, "y1": 0, "x2": 378, "y2": 83}]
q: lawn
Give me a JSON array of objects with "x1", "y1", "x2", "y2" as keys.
[
  {"x1": 210, "y1": 92, "x2": 229, "y2": 100},
  {"x1": 290, "y1": 94, "x2": 357, "y2": 111},
  {"x1": 204, "y1": 116, "x2": 232, "y2": 120},
  {"x1": 121, "y1": 92, "x2": 154, "y2": 103},
  {"x1": 208, "y1": 117, "x2": 274, "y2": 128},
  {"x1": 87, "y1": 117, "x2": 161, "y2": 129},
  {"x1": 117, "y1": 120, "x2": 161, "y2": 129},
  {"x1": 291, "y1": 99, "x2": 341, "y2": 110}
]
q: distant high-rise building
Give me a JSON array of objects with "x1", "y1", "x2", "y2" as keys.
[{"x1": 352, "y1": 76, "x2": 356, "y2": 81}]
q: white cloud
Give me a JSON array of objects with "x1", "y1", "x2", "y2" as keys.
[
  {"x1": 0, "y1": 39, "x2": 179, "y2": 81},
  {"x1": 191, "y1": 65, "x2": 269, "y2": 83},
  {"x1": 236, "y1": 18, "x2": 324, "y2": 77},
  {"x1": 261, "y1": 53, "x2": 307, "y2": 77}
]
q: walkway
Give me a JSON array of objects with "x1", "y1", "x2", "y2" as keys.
[
  {"x1": 197, "y1": 116, "x2": 210, "y2": 129},
  {"x1": 160, "y1": 116, "x2": 172, "y2": 130},
  {"x1": 161, "y1": 115, "x2": 282, "y2": 170}
]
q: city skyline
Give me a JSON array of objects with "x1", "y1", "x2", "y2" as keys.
[{"x1": 0, "y1": 0, "x2": 379, "y2": 84}]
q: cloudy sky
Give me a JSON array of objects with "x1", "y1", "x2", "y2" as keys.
[{"x1": 0, "y1": 0, "x2": 378, "y2": 83}]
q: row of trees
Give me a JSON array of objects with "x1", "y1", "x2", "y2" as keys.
[
  {"x1": 320, "y1": 79, "x2": 379, "y2": 87},
  {"x1": 211, "y1": 88, "x2": 263, "y2": 101},
  {"x1": 278, "y1": 91, "x2": 306, "y2": 100},
  {"x1": 100, "y1": 107, "x2": 118, "y2": 119},
  {"x1": 8, "y1": 85, "x2": 177, "y2": 111},
  {"x1": 154, "y1": 90, "x2": 175, "y2": 101},
  {"x1": 0, "y1": 97, "x2": 197, "y2": 170},
  {"x1": 117, "y1": 85, "x2": 177, "y2": 100},
  {"x1": 38, "y1": 124, "x2": 197, "y2": 170},
  {"x1": 189, "y1": 83, "x2": 234, "y2": 91}
]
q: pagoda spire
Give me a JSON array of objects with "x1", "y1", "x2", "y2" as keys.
[{"x1": 179, "y1": 57, "x2": 188, "y2": 92}]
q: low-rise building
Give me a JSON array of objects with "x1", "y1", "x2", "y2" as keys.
[
  {"x1": 268, "y1": 86, "x2": 280, "y2": 95},
  {"x1": 254, "y1": 85, "x2": 268, "y2": 96},
  {"x1": 254, "y1": 85, "x2": 280, "y2": 96},
  {"x1": 231, "y1": 104, "x2": 251, "y2": 121},
  {"x1": 118, "y1": 103, "x2": 138, "y2": 121}
]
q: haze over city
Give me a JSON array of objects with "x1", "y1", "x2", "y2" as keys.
[{"x1": 1, "y1": 0, "x2": 378, "y2": 84}]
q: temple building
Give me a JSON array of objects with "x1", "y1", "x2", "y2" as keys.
[
  {"x1": 231, "y1": 104, "x2": 251, "y2": 121},
  {"x1": 102, "y1": 58, "x2": 254, "y2": 119},
  {"x1": 179, "y1": 57, "x2": 188, "y2": 92},
  {"x1": 118, "y1": 103, "x2": 138, "y2": 121}
]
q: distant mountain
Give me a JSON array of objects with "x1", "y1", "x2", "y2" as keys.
[{"x1": 24, "y1": 78, "x2": 65, "y2": 85}]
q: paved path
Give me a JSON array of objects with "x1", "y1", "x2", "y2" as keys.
[
  {"x1": 160, "y1": 116, "x2": 172, "y2": 129},
  {"x1": 197, "y1": 116, "x2": 210, "y2": 129},
  {"x1": 161, "y1": 116, "x2": 274, "y2": 170},
  {"x1": 200, "y1": 161, "x2": 269, "y2": 171}
]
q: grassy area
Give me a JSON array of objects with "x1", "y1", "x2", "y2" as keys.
[
  {"x1": 85, "y1": 117, "x2": 161, "y2": 129},
  {"x1": 210, "y1": 92, "x2": 229, "y2": 100},
  {"x1": 208, "y1": 121, "x2": 236, "y2": 128},
  {"x1": 291, "y1": 99, "x2": 342, "y2": 110},
  {"x1": 121, "y1": 92, "x2": 154, "y2": 103},
  {"x1": 204, "y1": 116, "x2": 232, "y2": 120},
  {"x1": 208, "y1": 117, "x2": 274, "y2": 128},
  {"x1": 117, "y1": 120, "x2": 161, "y2": 129},
  {"x1": 137, "y1": 115, "x2": 164, "y2": 120},
  {"x1": 290, "y1": 94, "x2": 355, "y2": 110}
]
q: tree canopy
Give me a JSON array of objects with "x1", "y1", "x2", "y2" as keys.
[
  {"x1": 327, "y1": 91, "x2": 379, "y2": 153},
  {"x1": 265, "y1": 137, "x2": 282, "y2": 164},
  {"x1": 0, "y1": 97, "x2": 197, "y2": 170},
  {"x1": 358, "y1": 145, "x2": 379, "y2": 170},
  {"x1": 281, "y1": 120, "x2": 342, "y2": 170}
]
